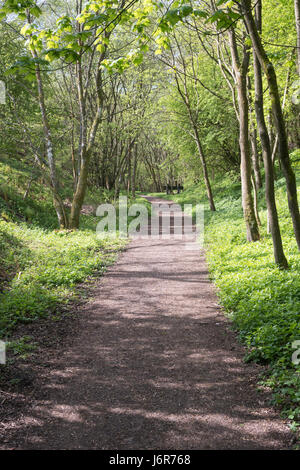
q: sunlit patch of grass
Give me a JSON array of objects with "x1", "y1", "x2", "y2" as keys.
[{"x1": 0, "y1": 218, "x2": 127, "y2": 338}]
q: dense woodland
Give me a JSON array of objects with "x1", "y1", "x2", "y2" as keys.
[{"x1": 1, "y1": 0, "x2": 300, "y2": 442}]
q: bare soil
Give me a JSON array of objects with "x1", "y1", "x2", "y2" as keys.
[{"x1": 0, "y1": 197, "x2": 293, "y2": 449}]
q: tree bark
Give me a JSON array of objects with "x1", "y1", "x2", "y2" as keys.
[
  {"x1": 295, "y1": 0, "x2": 300, "y2": 75},
  {"x1": 69, "y1": 22, "x2": 111, "y2": 229},
  {"x1": 70, "y1": 57, "x2": 105, "y2": 228},
  {"x1": 131, "y1": 144, "x2": 138, "y2": 199},
  {"x1": 252, "y1": 0, "x2": 288, "y2": 268},
  {"x1": 172, "y1": 41, "x2": 216, "y2": 211},
  {"x1": 229, "y1": 28, "x2": 260, "y2": 241},
  {"x1": 127, "y1": 146, "x2": 131, "y2": 195},
  {"x1": 247, "y1": 77, "x2": 262, "y2": 190},
  {"x1": 250, "y1": 126, "x2": 262, "y2": 190},
  {"x1": 32, "y1": 52, "x2": 68, "y2": 228},
  {"x1": 193, "y1": 126, "x2": 216, "y2": 211},
  {"x1": 251, "y1": 174, "x2": 261, "y2": 227}
]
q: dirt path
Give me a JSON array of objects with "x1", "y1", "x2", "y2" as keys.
[{"x1": 0, "y1": 197, "x2": 292, "y2": 449}]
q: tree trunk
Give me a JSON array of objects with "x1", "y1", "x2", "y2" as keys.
[
  {"x1": 32, "y1": 51, "x2": 68, "y2": 229},
  {"x1": 23, "y1": 176, "x2": 34, "y2": 200},
  {"x1": 241, "y1": 0, "x2": 300, "y2": 250},
  {"x1": 295, "y1": 0, "x2": 300, "y2": 75},
  {"x1": 69, "y1": 38, "x2": 108, "y2": 228},
  {"x1": 247, "y1": 77, "x2": 262, "y2": 190},
  {"x1": 71, "y1": 125, "x2": 77, "y2": 190},
  {"x1": 127, "y1": 147, "x2": 131, "y2": 195},
  {"x1": 252, "y1": 0, "x2": 288, "y2": 268},
  {"x1": 174, "y1": 74, "x2": 216, "y2": 211},
  {"x1": 251, "y1": 174, "x2": 261, "y2": 227},
  {"x1": 250, "y1": 127, "x2": 262, "y2": 190},
  {"x1": 157, "y1": 170, "x2": 163, "y2": 193},
  {"x1": 70, "y1": 69, "x2": 104, "y2": 228},
  {"x1": 193, "y1": 126, "x2": 216, "y2": 211},
  {"x1": 70, "y1": 150, "x2": 90, "y2": 228},
  {"x1": 131, "y1": 144, "x2": 138, "y2": 199},
  {"x1": 229, "y1": 28, "x2": 260, "y2": 241},
  {"x1": 27, "y1": 9, "x2": 68, "y2": 229}
]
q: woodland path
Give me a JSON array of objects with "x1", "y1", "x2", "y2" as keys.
[{"x1": 0, "y1": 197, "x2": 292, "y2": 449}]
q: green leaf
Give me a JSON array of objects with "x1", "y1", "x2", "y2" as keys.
[{"x1": 30, "y1": 5, "x2": 42, "y2": 17}]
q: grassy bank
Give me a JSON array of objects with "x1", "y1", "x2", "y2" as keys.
[
  {"x1": 0, "y1": 220, "x2": 127, "y2": 338},
  {"x1": 0, "y1": 159, "x2": 131, "y2": 343},
  {"x1": 152, "y1": 171, "x2": 300, "y2": 430}
]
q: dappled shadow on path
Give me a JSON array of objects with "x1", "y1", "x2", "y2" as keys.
[{"x1": 0, "y1": 202, "x2": 292, "y2": 450}]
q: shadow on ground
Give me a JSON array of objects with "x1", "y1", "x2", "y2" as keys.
[{"x1": 0, "y1": 200, "x2": 292, "y2": 450}]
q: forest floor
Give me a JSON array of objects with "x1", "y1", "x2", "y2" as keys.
[{"x1": 0, "y1": 197, "x2": 294, "y2": 449}]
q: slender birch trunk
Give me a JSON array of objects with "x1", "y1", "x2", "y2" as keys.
[{"x1": 31, "y1": 51, "x2": 68, "y2": 228}]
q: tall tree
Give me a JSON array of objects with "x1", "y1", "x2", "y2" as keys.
[
  {"x1": 240, "y1": 0, "x2": 300, "y2": 250},
  {"x1": 252, "y1": 0, "x2": 288, "y2": 268},
  {"x1": 167, "y1": 33, "x2": 216, "y2": 211},
  {"x1": 295, "y1": 0, "x2": 300, "y2": 75},
  {"x1": 228, "y1": 27, "x2": 260, "y2": 241}
]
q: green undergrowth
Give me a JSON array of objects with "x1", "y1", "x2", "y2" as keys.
[
  {"x1": 0, "y1": 219, "x2": 127, "y2": 339},
  {"x1": 151, "y1": 167, "x2": 300, "y2": 430},
  {"x1": 0, "y1": 177, "x2": 149, "y2": 347},
  {"x1": 0, "y1": 158, "x2": 133, "y2": 344}
]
